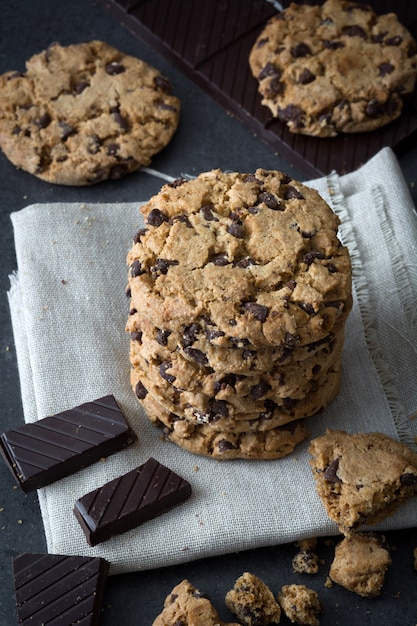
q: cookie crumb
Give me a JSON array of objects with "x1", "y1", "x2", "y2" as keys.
[
  {"x1": 225, "y1": 572, "x2": 281, "y2": 626},
  {"x1": 329, "y1": 533, "x2": 391, "y2": 598},
  {"x1": 278, "y1": 584, "x2": 322, "y2": 626}
]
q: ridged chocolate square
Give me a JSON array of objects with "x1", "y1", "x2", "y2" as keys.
[
  {"x1": 0, "y1": 395, "x2": 137, "y2": 492},
  {"x1": 74, "y1": 457, "x2": 192, "y2": 546},
  {"x1": 12, "y1": 553, "x2": 109, "y2": 626}
]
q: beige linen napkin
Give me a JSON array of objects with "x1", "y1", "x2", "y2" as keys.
[{"x1": 7, "y1": 147, "x2": 417, "y2": 574}]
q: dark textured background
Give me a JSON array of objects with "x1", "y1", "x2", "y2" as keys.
[{"x1": 0, "y1": 1, "x2": 416, "y2": 624}]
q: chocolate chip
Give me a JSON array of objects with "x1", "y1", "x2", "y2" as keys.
[
  {"x1": 327, "y1": 263, "x2": 338, "y2": 273},
  {"x1": 243, "y1": 302, "x2": 269, "y2": 322},
  {"x1": 250, "y1": 380, "x2": 271, "y2": 400},
  {"x1": 182, "y1": 324, "x2": 201, "y2": 347},
  {"x1": 168, "y1": 178, "x2": 187, "y2": 188},
  {"x1": 183, "y1": 346, "x2": 208, "y2": 365},
  {"x1": 135, "y1": 380, "x2": 148, "y2": 399},
  {"x1": 258, "y1": 62, "x2": 281, "y2": 80},
  {"x1": 210, "y1": 399, "x2": 229, "y2": 418},
  {"x1": 130, "y1": 330, "x2": 142, "y2": 342},
  {"x1": 34, "y1": 113, "x2": 51, "y2": 129},
  {"x1": 106, "y1": 142, "x2": 119, "y2": 156},
  {"x1": 385, "y1": 35, "x2": 403, "y2": 46},
  {"x1": 154, "y1": 75, "x2": 172, "y2": 92},
  {"x1": 105, "y1": 61, "x2": 125, "y2": 75},
  {"x1": 213, "y1": 374, "x2": 236, "y2": 394},
  {"x1": 111, "y1": 109, "x2": 129, "y2": 132},
  {"x1": 323, "y1": 458, "x2": 342, "y2": 483},
  {"x1": 235, "y1": 257, "x2": 256, "y2": 268},
  {"x1": 285, "y1": 185, "x2": 305, "y2": 200},
  {"x1": 211, "y1": 254, "x2": 229, "y2": 266},
  {"x1": 285, "y1": 280, "x2": 297, "y2": 291},
  {"x1": 291, "y1": 43, "x2": 311, "y2": 58},
  {"x1": 156, "y1": 329, "x2": 171, "y2": 346},
  {"x1": 200, "y1": 204, "x2": 218, "y2": 221},
  {"x1": 299, "y1": 302, "x2": 315, "y2": 315},
  {"x1": 400, "y1": 473, "x2": 417, "y2": 486},
  {"x1": 258, "y1": 191, "x2": 281, "y2": 210},
  {"x1": 206, "y1": 329, "x2": 225, "y2": 342},
  {"x1": 152, "y1": 258, "x2": 179, "y2": 275},
  {"x1": 343, "y1": 25, "x2": 366, "y2": 38},
  {"x1": 301, "y1": 230, "x2": 315, "y2": 238},
  {"x1": 170, "y1": 214, "x2": 192, "y2": 227},
  {"x1": 133, "y1": 228, "x2": 147, "y2": 243},
  {"x1": 130, "y1": 260, "x2": 144, "y2": 277},
  {"x1": 278, "y1": 104, "x2": 304, "y2": 128},
  {"x1": 74, "y1": 80, "x2": 89, "y2": 94},
  {"x1": 160, "y1": 361, "x2": 176, "y2": 384},
  {"x1": 323, "y1": 39, "x2": 345, "y2": 49},
  {"x1": 378, "y1": 63, "x2": 394, "y2": 77},
  {"x1": 227, "y1": 222, "x2": 245, "y2": 238},
  {"x1": 303, "y1": 250, "x2": 325, "y2": 265},
  {"x1": 366, "y1": 98, "x2": 384, "y2": 118},
  {"x1": 217, "y1": 439, "x2": 236, "y2": 452},
  {"x1": 109, "y1": 164, "x2": 129, "y2": 180},
  {"x1": 299, "y1": 68, "x2": 316, "y2": 84},
  {"x1": 147, "y1": 208, "x2": 169, "y2": 226},
  {"x1": 243, "y1": 173, "x2": 263, "y2": 185},
  {"x1": 268, "y1": 77, "x2": 285, "y2": 95}
]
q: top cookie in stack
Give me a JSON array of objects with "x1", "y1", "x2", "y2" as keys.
[{"x1": 126, "y1": 169, "x2": 352, "y2": 459}]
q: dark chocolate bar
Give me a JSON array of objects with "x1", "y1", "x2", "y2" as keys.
[
  {"x1": 73, "y1": 457, "x2": 192, "y2": 546},
  {"x1": 96, "y1": 0, "x2": 417, "y2": 177},
  {"x1": 12, "y1": 553, "x2": 109, "y2": 626},
  {"x1": 0, "y1": 395, "x2": 137, "y2": 492}
]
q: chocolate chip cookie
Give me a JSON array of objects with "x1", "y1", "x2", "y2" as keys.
[
  {"x1": 127, "y1": 169, "x2": 351, "y2": 458},
  {"x1": 137, "y1": 385, "x2": 310, "y2": 460},
  {"x1": 0, "y1": 40, "x2": 180, "y2": 185},
  {"x1": 309, "y1": 430, "x2": 417, "y2": 533},
  {"x1": 249, "y1": 0, "x2": 417, "y2": 137},
  {"x1": 127, "y1": 169, "x2": 351, "y2": 347}
]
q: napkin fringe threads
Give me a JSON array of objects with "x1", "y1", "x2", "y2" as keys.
[{"x1": 324, "y1": 171, "x2": 415, "y2": 449}]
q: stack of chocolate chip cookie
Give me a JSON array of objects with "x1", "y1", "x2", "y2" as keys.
[{"x1": 126, "y1": 169, "x2": 352, "y2": 460}]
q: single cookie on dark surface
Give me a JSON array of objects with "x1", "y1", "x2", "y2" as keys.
[
  {"x1": 329, "y1": 533, "x2": 392, "y2": 598},
  {"x1": 152, "y1": 579, "x2": 241, "y2": 626},
  {"x1": 249, "y1": 0, "x2": 417, "y2": 137},
  {"x1": 309, "y1": 430, "x2": 417, "y2": 533},
  {"x1": 0, "y1": 40, "x2": 180, "y2": 185}
]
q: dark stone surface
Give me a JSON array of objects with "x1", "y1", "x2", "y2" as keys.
[{"x1": 0, "y1": 1, "x2": 416, "y2": 624}]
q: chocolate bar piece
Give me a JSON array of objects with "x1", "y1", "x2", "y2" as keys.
[
  {"x1": 0, "y1": 395, "x2": 137, "y2": 492},
  {"x1": 96, "y1": 0, "x2": 417, "y2": 176},
  {"x1": 74, "y1": 457, "x2": 192, "y2": 546},
  {"x1": 12, "y1": 553, "x2": 109, "y2": 626}
]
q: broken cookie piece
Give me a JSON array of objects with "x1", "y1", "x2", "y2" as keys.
[
  {"x1": 152, "y1": 579, "x2": 241, "y2": 626},
  {"x1": 225, "y1": 572, "x2": 281, "y2": 626},
  {"x1": 292, "y1": 538, "x2": 319, "y2": 574},
  {"x1": 329, "y1": 533, "x2": 391, "y2": 598},
  {"x1": 309, "y1": 430, "x2": 417, "y2": 533},
  {"x1": 278, "y1": 584, "x2": 322, "y2": 626}
]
